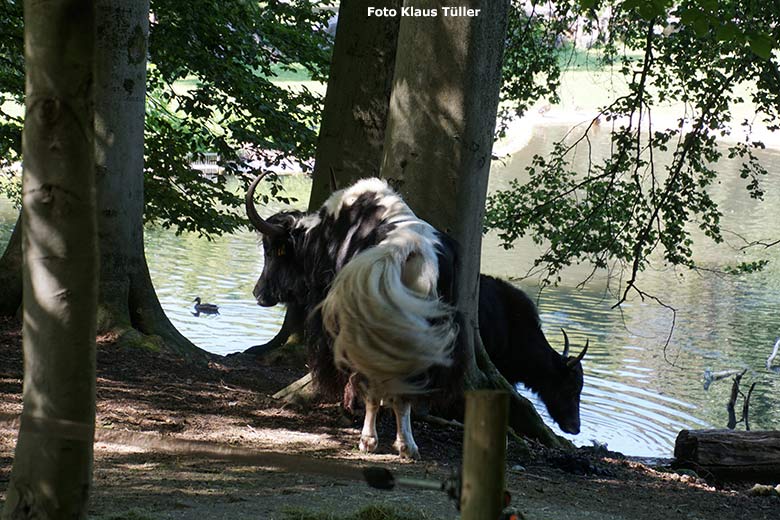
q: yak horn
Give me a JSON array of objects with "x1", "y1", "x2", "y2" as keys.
[
  {"x1": 245, "y1": 172, "x2": 285, "y2": 237},
  {"x1": 329, "y1": 167, "x2": 339, "y2": 192},
  {"x1": 576, "y1": 339, "x2": 589, "y2": 362},
  {"x1": 566, "y1": 338, "x2": 589, "y2": 368},
  {"x1": 561, "y1": 328, "x2": 570, "y2": 358}
]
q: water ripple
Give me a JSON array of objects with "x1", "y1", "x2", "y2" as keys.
[{"x1": 137, "y1": 142, "x2": 780, "y2": 457}]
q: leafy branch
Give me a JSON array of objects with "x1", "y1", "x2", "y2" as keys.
[{"x1": 486, "y1": 0, "x2": 780, "y2": 307}]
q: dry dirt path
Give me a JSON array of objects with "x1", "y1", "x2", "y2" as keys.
[{"x1": 0, "y1": 321, "x2": 777, "y2": 519}]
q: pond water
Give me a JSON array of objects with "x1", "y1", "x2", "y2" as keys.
[
  {"x1": 482, "y1": 125, "x2": 780, "y2": 456},
  {"x1": 3, "y1": 125, "x2": 778, "y2": 458},
  {"x1": 142, "y1": 126, "x2": 780, "y2": 457}
]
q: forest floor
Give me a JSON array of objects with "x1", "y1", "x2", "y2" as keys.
[{"x1": 1, "y1": 317, "x2": 778, "y2": 520}]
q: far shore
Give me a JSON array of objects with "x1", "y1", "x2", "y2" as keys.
[{"x1": 493, "y1": 102, "x2": 780, "y2": 159}]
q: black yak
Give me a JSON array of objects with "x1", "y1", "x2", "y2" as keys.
[{"x1": 478, "y1": 275, "x2": 588, "y2": 434}]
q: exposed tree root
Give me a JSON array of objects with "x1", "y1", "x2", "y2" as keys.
[
  {"x1": 470, "y1": 332, "x2": 572, "y2": 450},
  {"x1": 239, "y1": 304, "x2": 305, "y2": 358},
  {"x1": 271, "y1": 368, "x2": 570, "y2": 450},
  {"x1": 99, "y1": 257, "x2": 212, "y2": 362}
]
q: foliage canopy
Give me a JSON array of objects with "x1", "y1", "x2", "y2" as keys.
[
  {"x1": 0, "y1": 0, "x2": 333, "y2": 236},
  {"x1": 490, "y1": 0, "x2": 779, "y2": 302},
  {"x1": 2, "y1": 0, "x2": 778, "y2": 295}
]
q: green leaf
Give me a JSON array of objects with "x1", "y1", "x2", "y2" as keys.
[
  {"x1": 624, "y1": 0, "x2": 667, "y2": 20},
  {"x1": 692, "y1": 16, "x2": 709, "y2": 37},
  {"x1": 715, "y1": 23, "x2": 737, "y2": 42},
  {"x1": 697, "y1": 0, "x2": 718, "y2": 12},
  {"x1": 679, "y1": 7, "x2": 704, "y2": 31},
  {"x1": 748, "y1": 33, "x2": 774, "y2": 60},
  {"x1": 724, "y1": 260, "x2": 770, "y2": 275}
]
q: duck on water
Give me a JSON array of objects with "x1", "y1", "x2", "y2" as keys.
[{"x1": 192, "y1": 297, "x2": 219, "y2": 316}]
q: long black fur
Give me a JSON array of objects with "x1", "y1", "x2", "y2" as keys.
[
  {"x1": 478, "y1": 274, "x2": 585, "y2": 434},
  {"x1": 251, "y1": 181, "x2": 583, "y2": 434},
  {"x1": 252, "y1": 186, "x2": 463, "y2": 404}
]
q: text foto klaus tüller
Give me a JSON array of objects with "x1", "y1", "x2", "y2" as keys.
[{"x1": 367, "y1": 6, "x2": 482, "y2": 18}]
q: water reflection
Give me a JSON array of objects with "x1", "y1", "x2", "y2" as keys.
[
  {"x1": 0, "y1": 125, "x2": 777, "y2": 457},
  {"x1": 144, "y1": 177, "x2": 313, "y2": 352},
  {"x1": 144, "y1": 228, "x2": 287, "y2": 353},
  {"x1": 484, "y1": 125, "x2": 780, "y2": 456}
]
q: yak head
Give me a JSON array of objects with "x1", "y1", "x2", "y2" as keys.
[
  {"x1": 544, "y1": 329, "x2": 588, "y2": 435},
  {"x1": 245, "y1": 173, "x2": 308, "y2": 307}
]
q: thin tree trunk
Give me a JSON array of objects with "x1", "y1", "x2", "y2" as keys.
[
  {"x1": 0, "y1": 214, "x2": 22, "y2": 316},
  {"x1": 254, "y1": 1, "x2": 404, "y2": 360},
  {"x1": 380, "y1": 0, "x2": 567, "y2": 448},
  {"x1": 3, "y1": 0, "x2": 98, "y2": 517},
  {"x1": 93, "y1": 0, "x2": 208, "y2": 360},
  {"x1": 308, "y1": 0, "x2": 402, "y2": 209}
]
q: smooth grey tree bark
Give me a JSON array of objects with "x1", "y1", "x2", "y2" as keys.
[
  {"x1": 248, "y1": 0, "x2": 404, "y2": 358},
  {"x1": 3, "y1": 0, "x2": 98, "y2": 517},
  {"x1": 380, "y1": 0, "x2": 567, "y2": 448},
  {"x1": 307, "y1": 0, "x2": 403, "y2": 210},
  {"x1": 93, "y1": 0, "x2": 208, "y2": 360},
  {"x1": 0, "y1": 1, "x2": 207, "y2": 360}
]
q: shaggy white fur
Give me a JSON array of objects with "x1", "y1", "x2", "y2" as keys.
[{"x1": 320, "y1": 179, "x2": 457, "y2": 397}]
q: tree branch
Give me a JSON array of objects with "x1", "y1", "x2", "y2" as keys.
[{"x1": 618, "y1": 74, "x2": 735, "y2": 306}]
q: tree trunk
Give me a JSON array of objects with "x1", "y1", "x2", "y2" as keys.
[
  {"x1": 240, "y1": 302, "x2": 305, "y2": 357},
  {"x1": 380, "y1": 0, "x2": 567, "y2": 448},
  {"x1": 93, "y1": 0, "x2": 208, "y2": 360},
  {"x1": 0, "y1": 1, "x2": 207, "y2": 360},
  {"x1": 252, "y1": 0, "x2": 404, "y2": 360},
  {"x1": 674, "y1": 429, "x2": 780, "y2": 482},
  {"x1": 0, "y1": 214, "x2": 22, "y2": 316},
  {"x1": 307, "y1": 0, "x2": 402, "y2": 210},
  {"x1": 3, "y1": 0, "x2": 98, "y2": 517}
]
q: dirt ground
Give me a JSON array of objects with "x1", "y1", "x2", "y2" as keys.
[{"x1": 1, "y1": 317, "x2": 778, "y2": 520}]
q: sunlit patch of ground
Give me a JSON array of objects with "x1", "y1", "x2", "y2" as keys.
[{"x1": 1, "y1": 318, "x2": 779, "y2": 519}]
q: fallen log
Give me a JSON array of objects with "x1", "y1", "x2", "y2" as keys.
[{"x1": 674, "y1": 429, "x2": 780, "y2": 482}]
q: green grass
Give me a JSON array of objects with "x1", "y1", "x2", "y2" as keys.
[
  {"x1": 224, "y1": 172, "x2": 312, "y2": 212},
  {"x1": 272, "y1": 173, "x2": 314, "y2": 210},
  {"x1": 555, "y1": 45, "x2": 645, "y2": 72},
  {"x1": 556, "y1": 45, "x2": 606, "y2": 71},
  {"x1": 283, "y1": 504, "x2": 432, "y2": 520},
  {"x1": 269, "y1": 63, "x2": 316, "y2": 82},
  {"x1": 171, "y1": 63, "x2": 315, "y2": 92}
]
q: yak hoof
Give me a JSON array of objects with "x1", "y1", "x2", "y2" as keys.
[
  {"x1": 359, "y1": 435, "x2": 378, "y2": 453},
  {"x1": 393, "y1": 439, "x2": 420, "y2": 460}
]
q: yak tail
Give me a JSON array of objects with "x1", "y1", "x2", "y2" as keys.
[{"x1": 321, "y1": 231, "x2": 457, "y2": 397}]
